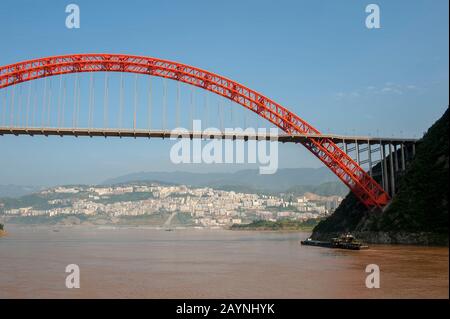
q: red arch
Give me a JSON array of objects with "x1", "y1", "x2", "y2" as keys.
[{"x1": 0, "y1": 54, "x2": 389, "y2": 207}]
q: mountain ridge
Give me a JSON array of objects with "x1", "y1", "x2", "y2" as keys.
[
  {"x1": 101, "y1": 167, "x2": 343, "y2": 194},
  {"x1": 0, "y1": 185, "x2": 44, "y2": 199}
]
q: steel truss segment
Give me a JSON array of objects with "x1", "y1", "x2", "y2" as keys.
[{"x1": 0, "y1": 54, "x2": 390, "y2": 207}]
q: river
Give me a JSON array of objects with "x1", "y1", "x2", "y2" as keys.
[{"x1": 0, "y1": 225, "x2": 448, "y2": 298}]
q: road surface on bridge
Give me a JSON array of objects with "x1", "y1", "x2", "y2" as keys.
[{"x1": 0, "y1": 126, "x2": 419, "y2": 145}]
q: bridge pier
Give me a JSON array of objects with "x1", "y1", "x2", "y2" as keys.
[
  {"x1": 394, "y1": 144, "x2": 399, "y2": 173},
  {"x1": 373, "y1": 141, "x2": 418, "y2": 197},
  {"x1": 388, "y1": 144, "x2": 396, "y2": 197},
  {"x1": 367, "y1": 140, "x2": 373, "y2": 177},
  {"x1": 381, "y1": 143, "x2": 388, "y2": 192},
  {"x1": 401, "y1": 143, "x2": 406, "y2": 171},
  {"x1": 333, "y1": 137, "x2": 418, "y2": 198}
]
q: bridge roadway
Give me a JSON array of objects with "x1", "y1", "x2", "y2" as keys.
[
  {"x1": 0, "y1": 125, "x2": 419, "y2": 199},
  {"x1": 0, "y1": 126, "x2": 418, "y2": 145}
]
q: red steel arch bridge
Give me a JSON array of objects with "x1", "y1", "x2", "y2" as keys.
[{"x1": 0, "y1": 54, "x2": 418, "y2": 208}]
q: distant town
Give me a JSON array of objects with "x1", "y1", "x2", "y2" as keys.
[{"x1": 0, "y1": 183, "x2": 343, "y2": 228}]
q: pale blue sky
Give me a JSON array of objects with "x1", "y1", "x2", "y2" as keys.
[{"x1": 0, "y1": 0, "x2": 448, "y2": 186}]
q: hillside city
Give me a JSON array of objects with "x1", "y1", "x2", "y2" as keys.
[{"x1": 0, "y1": 183, "x2": 343, "y2": 228}]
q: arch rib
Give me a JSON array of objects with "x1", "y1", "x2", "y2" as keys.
[{"x1": 0, "y1": 54, "x2": 390, "y2": 207}]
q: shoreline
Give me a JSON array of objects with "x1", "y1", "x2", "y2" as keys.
[
  {"x1": 229, "y1": 227, "x2": 314, "y2": 232},
  {"x1": 4, "y1": 224, "x2": 448, "y2": 247},
  {"x1": 4, "y1": 223, "x2": 312, "y2": 232}
]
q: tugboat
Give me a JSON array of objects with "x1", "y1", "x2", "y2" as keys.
[
  {"x1": 301, "y1": 233, "x2": 369, "y2": 250},
  {"x1": 331, "y1": 233, "x2": 369, "y2": 250}
]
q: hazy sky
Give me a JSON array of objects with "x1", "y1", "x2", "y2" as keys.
[{"x1": 0, "y1": 0, "x2": 448, "y2": 186}]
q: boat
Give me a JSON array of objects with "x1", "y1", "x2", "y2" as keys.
[{"x1": 301, "y1": 233, "x2": 369, "y2": 250}]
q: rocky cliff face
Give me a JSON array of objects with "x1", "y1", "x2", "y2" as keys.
[{"x1": 312, "y1": 108, "x2": 449, "y2": 245}]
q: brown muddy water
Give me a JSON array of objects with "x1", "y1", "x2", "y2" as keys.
[{"x1": 0, "y1": 225, "x2": 448, "y2": 298}]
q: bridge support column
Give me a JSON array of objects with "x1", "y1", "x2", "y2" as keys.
[
  {"x1": 355, "y1": 140, "x2": 360, "y2": 165},
  {"x1": 380, "y1": 143, "x2": 388, "y2": 193},
  {"x1": 389, "y1": 143, "x2": 396, "y2": 196},
  {"x1": 367, "y1": 140, "x2": 372, "y2": 177},
  {"x1": 401, "y1": 143, "x2": 406, "y2": 171},
  {"x1": 393, "y1": 144, "x2": 399, "y2": 173}
]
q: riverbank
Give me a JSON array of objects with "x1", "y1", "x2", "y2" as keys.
[
  {"x1": 230, "y1": 219, "x2": 319, "y2": 231},
  {"x1": 2, "y1": 216, "x2": 321, "y2": 232},
  {"x1": 1, "y1": 212, "x2": 194, "y2": 227}
]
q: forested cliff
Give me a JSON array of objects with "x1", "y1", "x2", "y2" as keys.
[{"x1": 312, "y1": 108, "x2": 449, "y2": 245}]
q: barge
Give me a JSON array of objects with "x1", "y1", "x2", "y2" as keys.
[{"x1": 301, "y1": 233, "x2": 369, "y2": 250}]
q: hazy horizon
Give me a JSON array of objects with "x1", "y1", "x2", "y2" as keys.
[{"x1": 0, "y1": 166, "x2": 336, "y2": 188}]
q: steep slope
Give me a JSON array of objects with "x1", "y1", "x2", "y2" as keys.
[
  {"x1": 312, "y1": 108, "x2": 449, "y2": 245},
  {"x1": 0, "y1": 185, "x2": 44, "y2": 198}
]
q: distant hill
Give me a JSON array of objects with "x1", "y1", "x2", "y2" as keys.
[
  {"x1": 102, "y1": 167, "x2": 343, "y2": 194},
  {"x1": 0, "y1": 168, "x2": 347, "y2": 202},
  {"x1": 0, "y1": 185, "x2": 44, "y2": 199},
  {"x1": 285, "y1": 182, "x2": 348, "y2": 197},
  {"x1": 312, "y1": 107, "x2": 449, "y2": 245}
]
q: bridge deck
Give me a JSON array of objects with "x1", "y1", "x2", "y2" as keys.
[{"x1": 0, "y1": 126, "x2": 418, "y2": 145}]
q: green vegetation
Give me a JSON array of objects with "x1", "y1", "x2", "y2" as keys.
[
  {"x1": 6, "y1": 214, "x2": 89, "y2": 225},
  {"x1": 95, "y1": 192, "x2": 153, "y2": 204},
  {"x1": 312, "y1": 108, "x2": 449, "y2": 245},
  {"x1": 5, "y1": 211, "x2": 193, "y2": 227},
  {"x1": 0, "y1": 223, "x2": 3, "y2": 231},
  {"x1": 382, "y1": 108, "x2": 449, "y2": 235},
  {"x1": 0, "y1": 192, "x2": 80, "y2": 211},
  {"x1": 231, "y1": 219, "x2": 320, "y2": 231},
  {"x1": 1, "y1": 194, "x2": 57, "y2": 210}
]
